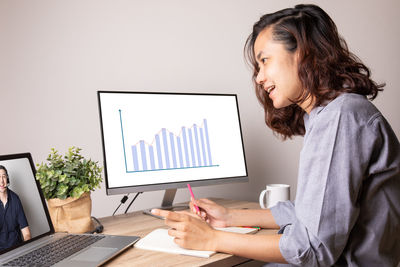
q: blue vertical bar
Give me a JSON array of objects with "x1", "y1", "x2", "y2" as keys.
[
  {"x1": 155, "y1": 134, "x2": 163, "y2": 169},
  {"x1": 182, "y1": 127, "x2": 190, "y2": 167},
  {"x1": 193, "y1": 124, "x2": 202, "y2": 166},
  {"x1": 199, "y1": 128, "x2": 207, "y2": 166},
  {"x1": 169, "y1": 132, "x2": 177, "y2": 168},
  {"x1": 204, "y1": 119, "x2": 213, "y2": 165},
  {"x1": 149, "y1": 145, "x2": 156, "y2": 170},
  {"x1": 139, "y1": 140, "x2": 148, "y2": 170},
  {"x1": 131, "y1": 145, "x2": 140, "y2": 171},
  {"x1": 162, "y1": 128, "x2": 170, "y2": 169},
  {"x1": 188, "y1": 128, "x2": 196, "y2": 167},
  {"x1": 177, "y1": 136, "x2": 184, "y2": 168}
]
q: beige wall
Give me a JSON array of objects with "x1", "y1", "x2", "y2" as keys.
[{"x1": 1, "y1": 0, "x2": 399, "y2": 218}]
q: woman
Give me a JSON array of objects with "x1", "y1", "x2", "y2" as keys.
[{"x1": 152, "y1": 4, "x2": 400, "y2": 266}]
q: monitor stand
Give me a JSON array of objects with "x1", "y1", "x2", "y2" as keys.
[{"x1": 143, "y1": 188, "x2": 189, "y2": 219}]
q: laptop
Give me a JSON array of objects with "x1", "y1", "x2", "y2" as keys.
[{"x1": 0, "y1": 153, "x2": 139, "y2": 267}]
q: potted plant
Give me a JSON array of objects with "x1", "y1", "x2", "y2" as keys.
[{"x1": 36, "y1": 146, "x2": 102, "y2": 233}]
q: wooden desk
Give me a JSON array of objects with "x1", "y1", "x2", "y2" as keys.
[{"x1": 100, "y1": 199, "x2": 275, "y2": 267}]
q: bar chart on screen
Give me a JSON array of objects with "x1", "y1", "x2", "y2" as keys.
[{"x1": 119, "y1": 110, "x2": 219, "y2": 173}]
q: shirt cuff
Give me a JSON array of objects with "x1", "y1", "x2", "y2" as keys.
[{"x1": 270, "y1": 200, "x2": 296, "y2": 231}]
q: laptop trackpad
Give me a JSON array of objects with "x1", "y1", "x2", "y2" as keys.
[{"x1": 71, "y1": 247, "x2": 118, "y2": 262}]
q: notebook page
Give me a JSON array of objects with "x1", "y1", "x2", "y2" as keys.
[{"x1": 134, "y1": 226, "x2": 259, "y2": 258}]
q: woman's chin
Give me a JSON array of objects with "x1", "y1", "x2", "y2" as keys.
[
  {"x1": 272, "y1": 98, "x2": 293, "y2": 110},
  {"x1": 272, "y1": 101, "x2": 284, "y2": 109}
]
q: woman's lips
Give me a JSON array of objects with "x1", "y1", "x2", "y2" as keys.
[{"x1": 266, "y1": 85, "x2": 275, "y2": 93}]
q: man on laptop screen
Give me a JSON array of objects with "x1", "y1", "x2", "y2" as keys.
[{"x1": 0, "y1": 165, "x2": 31, "y2": 251}]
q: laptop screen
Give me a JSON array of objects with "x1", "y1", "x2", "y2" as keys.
[{"x1": 0, "y1": 153, "x2": 53, "y2": 254}]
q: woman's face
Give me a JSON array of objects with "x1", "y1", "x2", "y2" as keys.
[{"x1": 254, "y1": 27, "x2": 312, "y2": 113}]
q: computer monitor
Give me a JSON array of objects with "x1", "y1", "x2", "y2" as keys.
[{"x1": 97, "y1": 91, "x2": 248, "y2": 211}]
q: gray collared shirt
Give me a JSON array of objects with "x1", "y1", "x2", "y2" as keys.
[{"x1": 268, "y1": 93, "x2": 400, "y2": 266}]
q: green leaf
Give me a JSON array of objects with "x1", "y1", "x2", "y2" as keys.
[
  {"x1": 36, "y1": 146, "x2": 102, "y2": 200},
  {"x1": 59, "y1": 174, "x2": 67, "y2": 182}
]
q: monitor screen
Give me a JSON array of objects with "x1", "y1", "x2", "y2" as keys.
[{"x1": 98, "y1": 91, "x2": 248, "y2": 196}]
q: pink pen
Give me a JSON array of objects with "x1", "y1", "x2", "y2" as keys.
[{"x1": 187, "y1": 183, "x2": 200, "y2": 212}]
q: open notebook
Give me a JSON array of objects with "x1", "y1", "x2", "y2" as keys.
[{"x1": 135, "y1": 226, "x2": 259, "y2": 258}]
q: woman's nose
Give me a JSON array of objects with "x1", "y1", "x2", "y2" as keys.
[{"x1": 256, "y1": 70, "x2": 265, "y2": 85}]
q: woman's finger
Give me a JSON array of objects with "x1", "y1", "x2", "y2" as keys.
[
  {"x1": 164, "y1": 213, "x2": 194, "y2": 231},
  {"x1": 164, "y1": 218, "x2": 183, "y2": 230},
  {"x1": 173, "y1": 236, "x2": 185, "y2": 247},
  {"x1": 177, "y1": 210, "x2": 199, "y2": 219},
  {"x1": 151, "y1": 209, "x2": 189, "y2": 222},
  {"x1": 188, "y1": 202, "x2": 199, "y2": 214},
  {"x1": 200, "y1": 210, "x2": 207, "y2": 219},
  {"x1": 168, "y1": 228, "x2": 184, "y2": 239}
]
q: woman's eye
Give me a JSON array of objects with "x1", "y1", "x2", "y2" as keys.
[{"x1": 261, "y1": 58, "x2": 268, "y2": 64}]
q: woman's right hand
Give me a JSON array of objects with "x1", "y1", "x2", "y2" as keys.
[{"x1": 189, "y1": 198, "x2": 231, "y2": 228}]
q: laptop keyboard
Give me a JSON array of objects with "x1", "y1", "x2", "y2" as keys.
[{"x1": 4, "y1": 234, "x2": 105, "y2": 267}]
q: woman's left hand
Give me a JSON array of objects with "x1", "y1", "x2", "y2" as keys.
[{"x1": 151, "y1": 209, "x2": 217, "y2": 251}]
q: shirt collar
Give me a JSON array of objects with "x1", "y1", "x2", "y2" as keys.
[
  {"x1": 304, "y1": 105, "x2": 325, "y2": 132},
  {"x1": 304, "y1": 93, "x2": 351, "y2": 132}
]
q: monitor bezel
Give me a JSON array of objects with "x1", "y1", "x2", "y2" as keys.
[{"x1": 97, "y1": 91, "x2": 248, "y2": 195}]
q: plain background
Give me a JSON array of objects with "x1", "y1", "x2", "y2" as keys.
[{"x1": 1, "y1": 0, "x2": 399, "y2": 218}]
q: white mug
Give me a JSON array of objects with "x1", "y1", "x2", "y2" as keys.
[{"x1": 259, "y1": 184, "x2": 290, "y2": 209}]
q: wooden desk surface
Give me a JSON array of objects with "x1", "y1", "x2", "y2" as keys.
[{"x1": 100, "y1": 199, "x2": 275, "y2": 267}]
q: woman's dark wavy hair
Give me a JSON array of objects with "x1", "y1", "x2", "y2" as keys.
[{"x1": 244, "y1": 4, "x2": 384, "y2": 139}]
